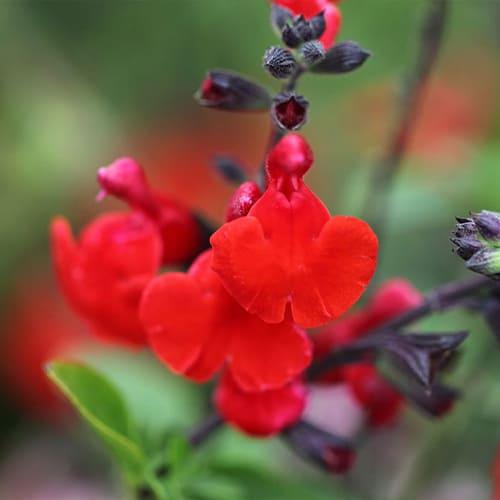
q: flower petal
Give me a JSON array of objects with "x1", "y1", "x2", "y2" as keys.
[{"x1": 214, "y1": 370, "x2": 307, "y2": 437}]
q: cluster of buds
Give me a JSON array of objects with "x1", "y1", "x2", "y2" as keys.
[{"x1": 452, "y1": 210, "x2": 500, "y2": 279}]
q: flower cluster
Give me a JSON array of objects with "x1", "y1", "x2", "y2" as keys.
[{"x1": 49, "y1": 0, "x2": 473, "y2": 479}]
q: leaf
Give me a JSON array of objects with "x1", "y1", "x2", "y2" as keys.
[{"x1": 46, "y1": 361, "x2": 145, "y2": 479}]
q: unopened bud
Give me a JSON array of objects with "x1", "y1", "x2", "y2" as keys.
[
  {"x1": 283, "y1": 421, "x2": 356, "y2": 474},
  {"x1": 472, "y1": 210, "x2": 500, "y2": 244},
  {"x1": 271, "y1": 92, "x2": 309, "y2": 131},
  {"x1": 263, "y1": 46, "x2": 297, "y2": 79},
  {"x1": 312, "y1": 41, "x2": 371, "y2": 74},
  {"x1": 225, "y1": 182, "x2": 262, "y2": 222},
  {"x1": 294, "y1": 15, "x2": 314, "y2": 42},
  {"x1": 282, "y1": 24, "x2": 303, "y2": 48},
  {"x1": 196, "y1": 71, "x2": 271, "y2": 111},
  {"x1": 301, "y1": 41, "x2": 325, "y2": 65},
  {"x1": 270, "y1": 3, "x2": 293, "y2": 33},
  {"x1": 310, "y1": 11, "x2": 326, "y2": 39}
]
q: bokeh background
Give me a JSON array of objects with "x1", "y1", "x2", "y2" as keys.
[{"x1": 1, "y1": 1, "x2": 500, "y2": 499}]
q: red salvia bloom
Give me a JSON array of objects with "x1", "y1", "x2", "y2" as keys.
[
  {"x1": 214, "y1": 370, "x2": 307, "y2": 437},
  {"x1": 140, "y1": 250, "x2": 312, "y2": 391},
  {"x1": 51, "y1": 212, "x2": 162, "y2": 346},
  {"x1": 98, "y1": 157, "x2": 203, "y2": 265},
  {"x1": 273, "y1": 0, "x2": 342, "y2": 49},
  {"x1": 313, "y1": 279, "x2": 423, "y2": 425},
  {"x1": 210, "y1": 133, "x2": 378, "y2": 329}
]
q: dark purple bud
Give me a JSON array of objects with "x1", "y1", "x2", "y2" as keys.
[
  {"x1": 472, "y1": 210, "x2": 500, "y2": 243},
  {"x1": 466, "y1": 248, "x2": 500, "y2": 279},
  {"x1": 282, "y1": 24, "x2": 303, "y2": 48},
  {"x1": 272, "y1": 92, "x2": 309, "y2": 131},
  {"x1": 312, "y1": 41, "x2": 371, "y2": 74},
  {"x1": 212, "y1": 155, "x2": 248, "y2": 185},
  {"x1": 282, "y1": 421, "x2": 356, "y2": 474},
  {"x1": 294, "y1": 15, "x2": 314, "y2": 42},
  {"x1": 451, "y1": 217, "x2": 482, "y2": 260},
  {"x1": 196, "y1": 71, "x2": 271, "y2": 111},
  {"x1": 263, "y1": 46, "x2": 297, "y2": 79},
  {"x1": 301, "y1": 41, "x2": 325, "y2": 65},
  {"x1": 309, "y1": 11, "x2": 326, "y2": 39},
  {"x1": 271, "y1": 3, "x2": 293, "y2": 33}
]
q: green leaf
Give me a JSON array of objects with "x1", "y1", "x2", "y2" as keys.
[{"x1": 46, "y1": 361, "x2": 145, "y2": 480}]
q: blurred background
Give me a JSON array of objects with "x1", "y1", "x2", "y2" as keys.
[{"x1": 1, "y1": 1, "x2": 499, "y2": 498}]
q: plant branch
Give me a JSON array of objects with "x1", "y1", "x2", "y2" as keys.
[
  {"x1": 188, "y1": 413, "x2": 224, "y2": 448},
  {"x1": 363, "y1": 0, "x2": 449, "y2": 239},
  {"x1": 308, "y1": 275, "x2": 494, "y2": 380}
]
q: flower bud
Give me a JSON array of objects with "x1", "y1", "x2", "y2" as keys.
[
  {"x1": 310, "y1": 11, "x2": 326, "y2": 39},
  {"x1": 225, "y1": 182, "x2": 262, "y2": 222},
  {"x1": 263, "y1": 46, "x2": 297, "y2": 79},
  {"x1": 212, "y1": 155, "x2": 248, "y2": 185},
  {"x1": 312, "y1": 41, "x2": 371, "y2": 74},
  {"x1": 294, "y1": 15, "x2": 314, "y2": 42},
  {"x1": 271, "y1": 92, "x2": 309, "y2": 131},
  {"x1": 196, "y1": 71, "x2": 271, "y2": 111},
  {"x1": 472, "y1": 210, "x2": 500, "y2": 244},
  {"x1": 282, "y1": 24, "x2": 303, "y2": 48},
  {"x1": 283, "y1": 421, "x2": 356, "y2": 474},
  {"x1": 452, "y1": 211, "x2": 500, "y2": 279},
  {"x1": 266, "y1": 133, "x2": 314, "y2": 180},
  {"x1": 301, "y1": 40, "x2": 325, "y2": 65}
]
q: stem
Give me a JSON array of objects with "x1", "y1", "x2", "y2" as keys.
[
  {"x1": 188, "y1": 413, "x2": 224, "y2": 448},
  {"x1": 308, "y1": 275, "x2": 494, "y2": 380},
  {"x1": 363, "y1": 0, "x2": 449, "y2": 240}
]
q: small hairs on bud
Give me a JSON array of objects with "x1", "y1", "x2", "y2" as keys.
[
  {"x1": 312, "y1": 41, "x2": 371, "y2": 74},
  {"x1": 263, "y1": 46, "x2": 297, "y2": 79}
]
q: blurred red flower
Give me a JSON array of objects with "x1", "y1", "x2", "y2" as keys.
[
  {"x1": 214, "y1": 370, "x2": 307, "y2": 437},
  {"x1": 51, "y1": 212, "x2": 162, "y2": 347},
  {"x1": 313, "y1": 279, "x2": 423, "y2": 426},
  {"x1": 2, "y1": 277, "x2": 88, "y2": 420}
]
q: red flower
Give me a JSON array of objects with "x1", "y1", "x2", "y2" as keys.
[
  {"x1": 2, "y1": 277, "x2": 88, "y2": 420},
  {"x1": 214, "y1": 370, "x2": 307, "y2": 437},
  {"x1": 98, "y1": 157, "x2": 203, "y2": 265},
  {"x1": 51, "y1": 212, "x2": 162, "y2": 346},
  {"x1": 273, "y1": 0, "x2": 342, "y2": 49},
  {"x1": 313, "y1": 279, "x2": 423, "y2": 425},
  {"x1": 343, "y1": 363, "x2": 404, "y2": 427},
  {"x1": 210, "y1": 134, "x2": 378, "y2": 328},
  {"x1": 140, "y1": 250, "x2": 312, "y2": 391}
]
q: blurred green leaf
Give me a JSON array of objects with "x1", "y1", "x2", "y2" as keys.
[{"x1": 46, "y1": 361, "x2": 145, "y2": 480}]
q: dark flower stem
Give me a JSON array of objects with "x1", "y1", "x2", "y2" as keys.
[
  {"x1": 188, "y1": 413, "x2": 224, "y2": 447},
  {"x1": 308, "y1": 275, "x2": 494, "y2": 380},
  {"x1": 362, "y1": 0, "x2": 449, "y2": 239}
]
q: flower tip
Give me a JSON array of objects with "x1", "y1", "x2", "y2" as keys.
[{"x1": 267, "y1": 133, "x2": 314, "y2": 181}]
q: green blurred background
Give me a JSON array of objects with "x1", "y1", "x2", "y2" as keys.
[{"x1": 0, "y1": 1, "x2": 499, "y2": 499}]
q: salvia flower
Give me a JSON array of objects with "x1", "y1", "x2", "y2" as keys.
[
  {"x1": 196, "y1": 70, "x2": 272, "y2": 111},
  {"x1": 51, "y1": 212, "x2": 162, "y2": 346},
  {"x1": 98, "y1": 157, "x2": 203, "y2": 265},
  {"x1": 214, "y1": 370, "x2": 307, "y2": 437},
  {"x1": 452, "y1": 211, "x2": 500, "y2": 279},
  {"x1": 271, "y1": 92, "x2": 309, "y2": 130},
  {"x1": 139, "y1": 250, "x2": 312, "y2": 391},
  {"x1": 272, "y1": 0, "x2": 342, "y2": 49},
  {"x1": 211, "y1": 133, "x2": 378, "y2": 328},
  {"x1": 283, "y1": 420, "x2": 356, "y2": 474}
]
